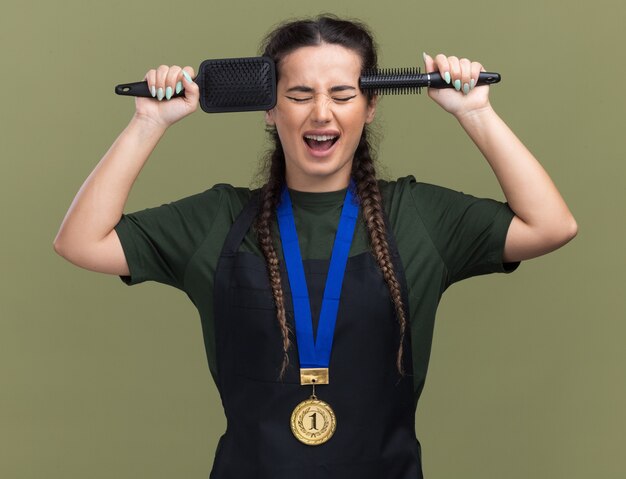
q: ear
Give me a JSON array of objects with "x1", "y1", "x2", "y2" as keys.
[
  {"x1": 365, "y1": 95, "x2": 378, "y2": 124},
  {"x1": 265, "y1": 109, "x2": 275, "y2": 126}
]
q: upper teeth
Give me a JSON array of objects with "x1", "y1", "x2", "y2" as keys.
[{"x1": 304, "y1": 134, "x2": 338, "y2": 141}]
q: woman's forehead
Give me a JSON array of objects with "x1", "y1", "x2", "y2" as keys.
[{"x1": 278, "y1": 44, "x2": 362, "y2": 87}]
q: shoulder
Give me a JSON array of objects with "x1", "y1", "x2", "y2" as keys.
[
  {"x1": 377, "y1": 175, "x2": 455, "y2": 215},
  {"x1": 377, "y1": 175, "x2": 416, "y2": 211},
  {"x1": 378, "y1": 175, "x2": 504, "y2": 217},
  {"x1": 376, "y1": 175, "x2": 512, "y2": 248},
  {"x1": 157, "y1": 183, "x2": 255, "y2": 220},
  {"x1": 121, "y1": 183, "x2": 256, "y2": 239},
  {"x1": 378, "y1": 175, "x2": 461, "y2": 199},
  {"x1": 173, "y1": 183, "x2": 254, "y2": 208}
]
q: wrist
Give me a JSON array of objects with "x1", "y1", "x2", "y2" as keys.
[
  {"x1": 130, "y1": 112, "x2": 169, "y2": 136},
  {"x1": 454, "y1": 103, "x2": 497, "y2": 127}
]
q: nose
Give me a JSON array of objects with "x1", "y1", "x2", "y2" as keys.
[{"x1": 310, "y1": 94, "x2": 333, "y2": 124}]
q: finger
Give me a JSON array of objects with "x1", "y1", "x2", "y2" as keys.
[
  {"x1": 422, "y1": 52, "x2": 435, "y2": 73},
  {"x1": 180, "y1": 66, "x2": 199, "y2": 106},
  {"x1": 459, "y1": 58, "x2": 471, "y2": 95},
  {"x1": 155, "y1": 65, "x2": 170, "y2": 101},
  {"x1": 144, "y1": 69, "x2": 157, "y2": 98},
  {"x1": 469, "y1": 61, "x2": 483, "y2": 91},
  {"x1": 165, "y1": 65, "x2": 182, "y2": 100},
  {"x1": 434, "y1": 54, "x2": 451, "y2": 85},
  {"x1": 447, "y1": 56, "x2": 462, "y2": 91}
]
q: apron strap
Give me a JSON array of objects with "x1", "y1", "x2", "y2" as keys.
[{"x1": 220, "y1": 191, "x2": 261, "y2": 256}]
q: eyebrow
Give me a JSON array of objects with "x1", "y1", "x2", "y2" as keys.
[{"x1": 285, "y1": 85, "x2": 357, "y2": 93}]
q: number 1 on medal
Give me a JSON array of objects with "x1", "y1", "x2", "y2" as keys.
[{"x1": 309, "y1": 412, "x2": 318, "y2": 431}]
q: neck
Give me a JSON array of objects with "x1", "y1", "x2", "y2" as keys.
[{"x1": 285, "y1": 171, "x2": 351, "y2": 193}]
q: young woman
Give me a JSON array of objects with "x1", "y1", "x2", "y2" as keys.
[{"x1": 53, "y1": 15, "x2": 577, "y2": 479}]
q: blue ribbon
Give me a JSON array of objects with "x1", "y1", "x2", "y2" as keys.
[{"x1": 276, "y1": 181, "x2": 359, "y2": 369}]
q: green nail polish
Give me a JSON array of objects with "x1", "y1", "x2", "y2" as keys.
[
  {"x1": 454, "y1": 79, "x2": 461, "y2": 91},
  {"x1": 176, "y1": 81, "x2": 183, "y2": 94},
  {"x1": 182, "y1": 71, "x2": 192, "y2": 83},
  {"x1": 444, "y1": 72, "x2": 451, "y2": 84},
  {"x1": 463, "y1": 83, "x2": 470, "y2": 95},
  {"x1": 470, "y1": 79, "x2": 475, "y2": 90},
  {"x1": 150, "y1": 85, "x2": 156, "y2": 97},
  {"x1": 166, "y1": 86, "x2": 173, "y2": 100},
  {"x1": 157, "y1": 87, "x2": 164, "y2": 101}
]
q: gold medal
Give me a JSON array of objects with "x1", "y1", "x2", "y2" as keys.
[
  {"x1": 291, "y1": 368, "x2": 336, "y2": 445},
  {"x1": 290, "y1": 393, "x2": 337, "y2": 446}
]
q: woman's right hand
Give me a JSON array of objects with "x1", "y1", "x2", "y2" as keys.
[{"x1": 134, "y1": 65, "x2": 200, "y2": 128}]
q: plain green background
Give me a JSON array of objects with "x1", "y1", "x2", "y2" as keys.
[{"x1": 1, "y1": 0, "x2": 624, "y2": 477}]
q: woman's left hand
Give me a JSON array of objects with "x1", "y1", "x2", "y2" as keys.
[{"x1": 422, "y1": 52, "x2": 491, "y2": 117}]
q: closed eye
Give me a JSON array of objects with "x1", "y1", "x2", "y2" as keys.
[
  {"x1": 286, "y1": 96, "x2": 312, "y2": 103},
  {"x1": 333, "y1": 95, "x2": 357, "y2": 102}
]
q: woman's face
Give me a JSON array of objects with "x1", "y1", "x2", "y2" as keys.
[{"x1": 265, "y1": 43, "x2": 377, "y2": 192}]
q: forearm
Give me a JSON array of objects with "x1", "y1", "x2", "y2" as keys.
[
  {"x1": 54, "y1": 115, "x2": 166, "y2": 254},
  {"x1": 456, "y1": 105, "x2": 577, "y2": 237}
]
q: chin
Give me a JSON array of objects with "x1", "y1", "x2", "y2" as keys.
[{"x1": 288, "y1": 161, "x2": 353, "y2": 191}]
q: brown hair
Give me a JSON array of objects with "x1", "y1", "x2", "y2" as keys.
[{"x1": 255, "y1": 15, "x2": 407, "y2": 378}]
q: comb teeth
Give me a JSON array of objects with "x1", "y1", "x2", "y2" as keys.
[
  {"x1": 198, "y1": 57, "x2": 276, "y2": 113},
  {"x1": 360, "y1": 67, "x2": 426, "y2": 95}
]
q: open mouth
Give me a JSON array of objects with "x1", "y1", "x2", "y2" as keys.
[{"x1": 303, "y1": 134, "x2": 340, "y2": 152}]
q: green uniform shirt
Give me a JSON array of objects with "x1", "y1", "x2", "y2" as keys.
[{"x1": 114, "y1": 175, "x2": 518, "y2": 400}]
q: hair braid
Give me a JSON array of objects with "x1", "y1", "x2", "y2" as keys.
[
  {"x1": 352, "y1": 129, "x2": 408, "y2": 375},
  {"x1": 254, "y1": 135, "x2": 292, "y2": 379}
]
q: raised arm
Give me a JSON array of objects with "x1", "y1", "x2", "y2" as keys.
[
  {"x1": 422, "y1": 53, "x2": 577, "y2": 262},
  {"x1": 53, "y1": 66, "x2": 199, "y2": 275}
]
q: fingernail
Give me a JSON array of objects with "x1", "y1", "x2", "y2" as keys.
[
  {"x1": 463, "y1": 83, "x2": 470, "y2": 95},
  {"x1": 454, "y1": 79, "x2": 461, "y2": 91},
  {"x1": 182, "y1": 71, "x2": 192, "y2": 83},
  {"x1": 157, "y1": 87, "x2": 164, "y2": 101},
  {"x1": 444, "y1": 71, "x2": 451, "y2": 84},
  {"x1": 470, "y1": 79, "x2": 475, "y2": 90},
  {"x1": 150, "y1": 85, "x2": 156, "y2": 98},
  {"x1": 422, "y1": 52, "x2": 428, "y2": 64},
  {"x1": 165, "y1": 86, "x2": 173, "y2": 100},
  {"x1": 175, "y1": 81, "x2": 183, "y2": 94}
]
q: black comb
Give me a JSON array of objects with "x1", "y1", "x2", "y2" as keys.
[
  {"x1": 360, "y1": 67, "x2": 500, "y2": 94},
  {"x1": 115, "y1": 57, "x2": 500, "y2": 113},
  {"x1": 115, "y1": 56, "x2": 277, "y2": 113}
]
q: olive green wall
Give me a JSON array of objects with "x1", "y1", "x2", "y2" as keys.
[{"x1": 1, "y1": 0, "x2": 623, "y2": 477}]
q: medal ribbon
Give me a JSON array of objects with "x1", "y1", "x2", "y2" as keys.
[{"x1": 277, "y1": 180, "x2": 359, "y2": 369}]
